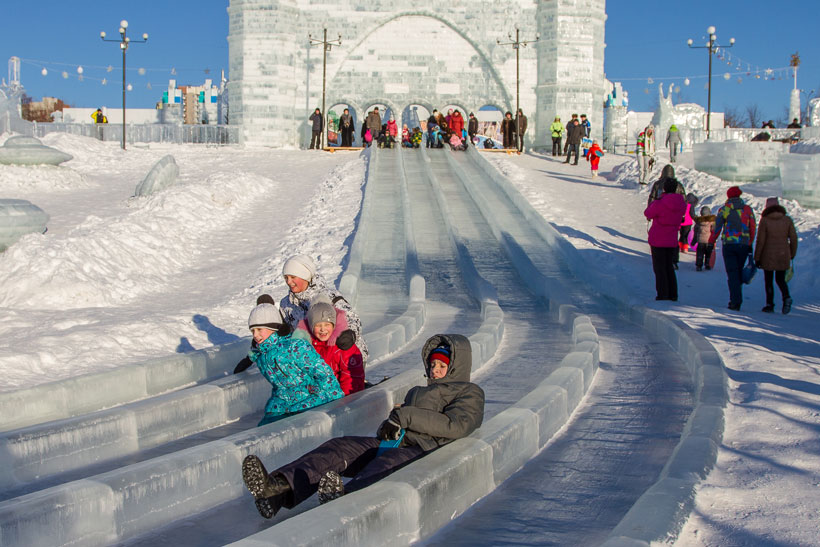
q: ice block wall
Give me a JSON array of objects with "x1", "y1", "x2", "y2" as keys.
[
  {"x1": 781, "y1": 145, "x2": 820, "y2": 208},
  {"x1": 227, "y1": 0, "x2": 607, "y2": 148},
  {"x1": 693, "y1": 141, "x2": 789, "y2": 182},
  {"x1": 534, "y1": 0, "x2": 607, "y2": 145}
]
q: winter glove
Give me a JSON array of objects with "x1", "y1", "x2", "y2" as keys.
[
  {"x1": 336, "y1": 329, "x2": 356, "y2": 351},
  {"x1": 376, "y1": 418, "x2": 402, "y2": 441},
  {"x1": 233, "y1": 356, "x2": 253, "y2": 374}
]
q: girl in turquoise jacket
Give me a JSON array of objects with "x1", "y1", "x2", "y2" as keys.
[{"x1": 247, "y1": 302, "x2": 343, "y2": 426}]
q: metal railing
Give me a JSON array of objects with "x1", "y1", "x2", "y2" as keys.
[{"x1": 29, "y1": 122, "x2": 239, "y2": 145}]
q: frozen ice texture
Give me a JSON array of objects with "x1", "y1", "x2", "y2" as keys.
[
  {"x1": 693, "y1": 141, "x2": 788, "y2": 182},
  {"x1": 0, "y1": 136, "x2": 72, "y2": 166},
  {"x1": 0, "y1": 199, "x2": 49, "y2": 252},
  {"x1": 227, "y1": 1, "x2": 607, "y2": 148},
  {"x1": 134, "y1": 154, "x2": 180, "y2": 197},
  {"x1": 780, "y1": 151, "x2": 820, "y2": 208}
]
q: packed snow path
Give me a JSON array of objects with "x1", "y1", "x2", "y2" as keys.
[{"x1": 0, "y1": 144, "x2": 706, "y2": 546}]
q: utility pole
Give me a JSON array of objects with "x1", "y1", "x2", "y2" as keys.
[
  {"x1": 309, "y1": 29, "x2": 341, "y2": 150},
  {"x1": 498, "y1": 27, "x2": 538, "y2": 152},
  {"x1": 101, "y1": 20, "x2": 148, "y2": 150}
]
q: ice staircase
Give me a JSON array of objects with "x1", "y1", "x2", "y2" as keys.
[{"x1": 0, "y1": 146, "x2": 728, "y2": 547}]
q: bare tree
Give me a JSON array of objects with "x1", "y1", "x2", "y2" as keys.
[
  {"x1": 723, "y1": 106, "x2": 743, "y2": 128},
  {"x1": 745, "y1": 104, "x2": 763, "y2": 128}
]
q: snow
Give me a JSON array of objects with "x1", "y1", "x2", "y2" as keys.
[{"x1": 0, "y1": 133, "x2": 818, "y2": 545}]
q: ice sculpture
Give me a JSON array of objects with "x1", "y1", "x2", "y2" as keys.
[
  {"x1": 781, "y1": 144, "x2": 820, "y2": 208},
  {"x1": 0, "y1": 136, "x2": 73, "y2": 166},
  {"x1": 0, "y1": 199, "x2": 49, "y2": 252},
  {"x1": 693, "y1": 141, "x2": 788, "y2": 182},
  {"x1": 649, "y1": 83, "x2": 705, "y2": 150},
  {"x1": 809, "y1": 97, "x2": 820, "y2": 127},
  {"x1": 134, "y1": 155, "x2": 179, "y2": 197}
]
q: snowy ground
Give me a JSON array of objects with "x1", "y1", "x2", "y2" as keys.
[{"x1": 1, "y1": 134, "x2": 818, "y2": 544}]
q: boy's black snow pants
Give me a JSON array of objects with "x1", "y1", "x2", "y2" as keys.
[
  {"x1": 275, "y1": 436, "x2": 426, "y2": 507},
  {"x1": 695, "y1": 243, "x2": 714, "y2": 268}
]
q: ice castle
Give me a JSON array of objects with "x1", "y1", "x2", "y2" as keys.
[{"x1": 227, "y1": 0, "x2": 607, "y2": 147}]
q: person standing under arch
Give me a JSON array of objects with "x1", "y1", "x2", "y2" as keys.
[
  {"x1": 515, "y1": 109, "x2": 528, "y2": 153},
  {"x1": 340, "y1": 108, "x2": 355, "y2": 147},
  {"x1": 501, "y1": 111, "x2": 516, "y2": 150}
]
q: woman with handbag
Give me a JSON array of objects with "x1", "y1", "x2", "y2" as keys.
[{"x1": 754, "y1": 197, "x2": 798, "y2": 314}]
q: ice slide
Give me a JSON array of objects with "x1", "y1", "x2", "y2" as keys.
[{"x1": 0, "y1": 146, "x2": 727, "y2": 546}]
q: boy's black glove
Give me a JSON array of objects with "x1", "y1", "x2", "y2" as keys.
[
  {"x1": 336, "y1": 329, "x2": 356, "y2": 350},
  {"x1": 376, "y1": 418, "x2": 402, "y2": 441},
  {"x1": 233, "y1": 356, "x2": 253, "y2": 374}
]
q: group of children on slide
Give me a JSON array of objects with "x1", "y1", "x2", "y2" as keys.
[{"x1": 234, "y1": 254, "x2": 485, "y2": 518}]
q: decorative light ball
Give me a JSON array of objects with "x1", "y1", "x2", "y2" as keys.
[
  {"x1": 723, "y1": 73, "x2": 731, "y2": 80},
  {"x1": 684, "y1": 78, "x2": 690, "y2": 86},
  {"x1": 127, "y1": 84, "x2": 133, "y2": 91},
  {"x1": 138, "y1": 67, "x2": 145, "y2": 76},
  {"x1": 674, "y1": 86, "x2": 681, "y2": 93},
  {"x1": 102, "y1": 78, "x2": 107, "y2": 85},
  {"x1": 41, "y1": 68, "x2": 47, "y2": 76},
  {"x1": 77, "y1": 66, "x2": 83, "y2": 74},
  {"x1": 61, "y1": 71, "x2": 68, "y2": 79},
  {"x1": 107, "y1": 65, "x2": 113, "y2": 73},
  {"x1": 120, "y1": 19, "x2": 128, "y2": 29},
  {"x1": 707, "y1": 25, "x2": 716, "y2": 35}
]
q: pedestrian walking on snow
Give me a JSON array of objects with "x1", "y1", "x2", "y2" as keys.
[
  {"x1": 754, "y1": 197, "x2": 797, "y2": 314},
  {"x1": 709, "y1": 186, "x2": 756, "y2": 311},
  {"x1": 644, "y1": 178, "x2": 687, "y2": 301}
]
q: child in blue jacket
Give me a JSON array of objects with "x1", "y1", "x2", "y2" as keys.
[{"x1": 247, "y1": 302, "x2": 343, "y2": 426}]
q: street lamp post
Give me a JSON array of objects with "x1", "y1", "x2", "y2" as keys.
[
  {"x1": 687, "y1": 26, "x2": 734, "y2": 139},
  {"x1": 498, "y1": 27, "x2": 538, "y2": 151},
  {"x1": 308, "y1": 29, "x2": 341, "y2": 150},
  {"x1": 101, "y1": 20, "x2": 148, "y2": 150}
]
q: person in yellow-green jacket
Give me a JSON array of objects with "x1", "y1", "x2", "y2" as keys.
[
  {"x1": 91, "y1": 108, "x2": 108, "y2": 123},
  {"x1": 550, "y1": 116, "x2": 564, "y2": 157}
]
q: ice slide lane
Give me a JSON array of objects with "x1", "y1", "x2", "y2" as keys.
[{"x1": 0, "y1": 146, "x2": 505, "y2": 546}]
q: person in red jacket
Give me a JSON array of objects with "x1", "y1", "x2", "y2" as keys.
[
  {"x1": 586, "y1": 140, "x2": 603, "y2": 178},
  {"x1": 300, "y1": 296, "x2": 365, "y2": 396},
  {"x1": 644, "y1": 177, "x2": 687, "y2": 301},
  {"x1": 449, "y1": 110, "x2": 465, "y2": 140}
]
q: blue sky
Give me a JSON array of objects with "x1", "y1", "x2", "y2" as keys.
[{"x1": 1, "y1": 1, "x2": 817, "y2": 125}]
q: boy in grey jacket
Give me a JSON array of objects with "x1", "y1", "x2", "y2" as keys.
[{"x1": 241, "y1": 334, "x2": 485, "y2": 519}]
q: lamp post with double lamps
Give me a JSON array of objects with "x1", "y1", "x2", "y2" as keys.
[
  {"x1": 498, "y1": 27, "x2": 538, "y2": 151},
  {"x1": 687, "y1": 26, "x2": 734, "y2": 139},
  {"x1": 100, "y1": 20, "x2": 148, "y2": 150},
  {"x1": 308, "y1": 29, "x2": 342, "y2": 150}
]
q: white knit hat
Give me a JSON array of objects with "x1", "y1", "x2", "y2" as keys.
[
  {"x1": 282, "y1": 255, "x2": 316, "y2": 282},
  {"x1": 307, "y1": 295, "x2": 336, "y2": 328},
  {"x1": 248, "y1": 303, "x2": 284, "y2": 330}
]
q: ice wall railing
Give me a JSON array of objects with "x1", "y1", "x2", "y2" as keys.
[
  {"x1": 603, "y1": 125, "x2": 819, "y2": 153},
  {"x1": 30, "y1": 122, "x2": 240, "y2": 145}
]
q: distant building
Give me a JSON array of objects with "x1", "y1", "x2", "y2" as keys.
[
  {"x1": 161, "y1": 79, "x2": 220, "y2": 124},
  {"x1": 21, "y1": 95, "x2": 68, "y2": 123}
]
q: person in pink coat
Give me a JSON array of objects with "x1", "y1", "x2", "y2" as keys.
[
  {"x1": 644, "y1": 177, "x2": 687, "y2": 301},
  {"x1": 387, "y1": 118, "x2": 398, "y2": 139}
]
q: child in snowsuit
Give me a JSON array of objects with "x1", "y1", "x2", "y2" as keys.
[
  {"x1": 679, "y1": 193, "x2": 698, "y2": 253},
  {"x1": 411, "y1": 128, "x2": 423, "y2": 148},
  {"x1": 297, "y1": 295, "x2": 365, "y2": 396},
  {"x1": 449, "y1": 132, "x2": 465, "y2": 151},
  {"x1": 279, "y1": 254, "x2": 368, "y2": 362},
  {"x1": 401, "y1": 125, "x2": 412, "y2": 148},
  {"x1": 246, "y1": 302, "x2": 343, "y2": 426},
  {"x1": 586, "y1": 140, "x2": 603, "y2": 178},
  {"x1": 428, "y1": 126, "x2": 444, "y2": 149},
  {"x1": 693, "y1": 206, "x2": 715, "y2": 271},
  {"x1": 241, "y1": 334, "x2": 485, "y2": 519}
]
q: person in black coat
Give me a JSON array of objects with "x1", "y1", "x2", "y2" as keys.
[
  {"x1": 240, "y1": 334, "x2": 485, "y2": 519},
  {"x1": 309, "y1": 108, "x2": 323, "y2": 150},
  {"x1": 501, "y1": 111, "x2": 516, "y2": 149},
  {"x1": 467, "y1": 112, "x2": 479, "y2": 145}
]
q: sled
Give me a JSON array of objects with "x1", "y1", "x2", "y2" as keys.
[
  {"x1": 709, "y1": 244, "x2": 718, "y2": 269},
  {"x1": 478, "y1": 148, "x2": 520, "y2": 155},
  {"x1": 324, "y1": 147, "x2": 365, "y2": 153}
]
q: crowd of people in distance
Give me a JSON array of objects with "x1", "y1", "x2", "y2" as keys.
[{"x1": 644, "y1": 165, "x2": 797, "y2": 313}]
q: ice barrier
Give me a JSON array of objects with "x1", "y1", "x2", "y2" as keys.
[
  {"x1": 0, "y1": 199, "x2": 49, "y2": 252},
  {"x1": 228, "y1": 307, "x2": 598, "y2": 546},
  {"x1": 0, "y1": 135, "x2": 72, "y2": 166},
  {"x1": 693, "y1": 141, "x2": 789, "y2": 182},
  {"x1": 133, "y1": 155, "x2": 180, "y2": 197},
  {"x1": 780, "y1": 149, "x2": 820, "y2": 208},
  {"x1": 0, "y1": 337, "x2": 250, "y2": 433}
]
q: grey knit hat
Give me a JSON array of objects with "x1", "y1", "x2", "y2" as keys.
[
  {"x1": 248, "y1": 303, "x2": 284, "y2": 331},
  {"x1": 307, "y1": 295, "x2": 336, "y2": 328}
]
